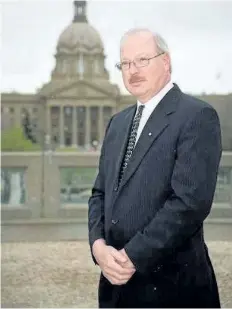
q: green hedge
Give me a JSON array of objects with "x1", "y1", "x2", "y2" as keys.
[{"x1": 1, "y1": 127, "x2": 41, "y2": 151}]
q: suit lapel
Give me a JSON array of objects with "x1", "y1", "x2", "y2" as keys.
[
  {"x1": 117, "y1": 84, "x2": 180, "y2": 192},
  {"x1": 118, "y1": 107, "x2": 169, "y2": 190}
]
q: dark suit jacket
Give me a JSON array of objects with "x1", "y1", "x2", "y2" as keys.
[{"x1": 88, "y1": 84, "x2": 222, "y2": 308}]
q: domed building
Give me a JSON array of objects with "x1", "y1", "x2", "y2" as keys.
[
  {"x1": 1, "y1": 1, "x2": 121, "y2": 151},
  {"x1": 1, "y1": 0, "x2": 232, "y2": 151},
  {"x1": 37, "y1": 0, "x2": 120, "y2": 150}
]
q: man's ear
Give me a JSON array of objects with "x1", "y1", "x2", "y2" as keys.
[{"x1": 163, "y1": 53, "x2": 171, "y2": 73}]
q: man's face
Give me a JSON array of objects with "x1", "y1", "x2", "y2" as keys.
[{"x1": 120, "y1": 31, "x2": 170, "y2": 103}]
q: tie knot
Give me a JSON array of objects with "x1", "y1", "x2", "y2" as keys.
[
  {"x1": 138, "y1": 105, "x2": 145, "y2": 112},
  {"x1": 136, "y1": 104, "x2": 145, "y2": 117}
]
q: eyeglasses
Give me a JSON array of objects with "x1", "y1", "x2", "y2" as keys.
[{"x1": 115, "y1": 52, "x2": 165, "y2": 71}]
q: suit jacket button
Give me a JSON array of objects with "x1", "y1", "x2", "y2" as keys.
[
  {"x1": 111, "y1": 219, "x2": 118, "y2": 224},
  {"x1": 114, "y1": 186, "x2": 118, "y2": 191}
]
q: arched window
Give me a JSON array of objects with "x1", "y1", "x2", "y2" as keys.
[{"x1": 77, "y1": 54, "x2": 84, "y2": 76}]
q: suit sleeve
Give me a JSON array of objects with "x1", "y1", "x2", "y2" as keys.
[
  {"x1": 124, "y1": 106, "x2": 222, "y2": 273},
  {"x1": 88, "y1": 116, "x2": 114, "y2": 264}
]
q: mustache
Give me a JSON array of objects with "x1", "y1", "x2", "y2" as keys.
[{"x1": 129, "y1": 75, "x2": 146, "y2": 84}]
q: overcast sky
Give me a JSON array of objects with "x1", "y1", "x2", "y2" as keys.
[{"x1": 1, "y1": 0, "x2": 232, "y2": 95}]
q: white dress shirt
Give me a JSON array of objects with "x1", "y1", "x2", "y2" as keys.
[{"x1": 135, "y1": 81, "x2": 174, "y2": 145}]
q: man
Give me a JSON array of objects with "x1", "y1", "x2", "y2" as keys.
[{"x1": 88, "y1": 28, "x2": 222, "y2": 308}]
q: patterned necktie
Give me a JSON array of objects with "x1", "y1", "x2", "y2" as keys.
[{"x1": 118, "y1": 104, "x2": 145, "y2": 186}]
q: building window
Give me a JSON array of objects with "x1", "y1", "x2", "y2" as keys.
[
  {"x1": 90, "y1": 106, "x2": 99, "y2": 146},
  {"x1": 60, "y1": 167, "x2": 98, "y2": 204},
  {"x1": 51, "y1": 106, "x2": 60, "y2": 145},
  {"x1": 9, "y1": 107, "x2": 14, "y2": 114},
  {"x1": 214, "y1": 167, "x2": 232, "y2": 203},
  {"x1": 33, "y1": 108, "x2": 38, "y2": 114},
  {"x1": 77, "y1": 106, "x2": 86, "y2": 147},
  {"x1": 1, "y1": 167, "x2": 26, "y2": 205},
  {"x1": 64, "y1": 106, "x2": 73, "y2": 146}
]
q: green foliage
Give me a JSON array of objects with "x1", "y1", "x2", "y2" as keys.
[{"x1": 1, "y1": 127, "x2": 41, "y2": 151}]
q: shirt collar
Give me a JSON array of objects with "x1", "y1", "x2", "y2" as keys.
[{"x1": 137, "y1": 80, "x2": 174, "y2": 111}]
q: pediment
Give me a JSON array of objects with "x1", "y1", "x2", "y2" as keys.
[{"x1": 49, "y1": 80, "x2": 114, "y2": 99}]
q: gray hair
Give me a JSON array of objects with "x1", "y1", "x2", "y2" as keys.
[{"x1": 120, "y1": 28, "x2": 172, "y2": 73}]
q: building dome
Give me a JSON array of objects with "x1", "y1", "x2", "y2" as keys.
[
  {"x1": 57, "y1": 23, "x2": 103, "y2": 50},
  {"x1": 56, "y1": 1, "x2": 103, "y2": 51}
]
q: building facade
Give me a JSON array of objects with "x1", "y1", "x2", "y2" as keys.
[{"x1": 1, "y1": 0, "x2": 232, "y2": 151}]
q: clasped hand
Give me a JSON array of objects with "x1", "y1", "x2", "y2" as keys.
[{"x1": 93, "y1": 240, "x2": 136, "y2": 285}]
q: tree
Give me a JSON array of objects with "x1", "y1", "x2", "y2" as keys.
[
  {"x1": 1, "y1": 127, "x2": 41, "y2": 151},
  {"x1": 22, "y1": 113, "x2": 37, "y2": 143}
]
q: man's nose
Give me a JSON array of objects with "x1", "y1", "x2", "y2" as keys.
[{"x1": 129, "y1": 62, "x2": 139, "y2": 74}]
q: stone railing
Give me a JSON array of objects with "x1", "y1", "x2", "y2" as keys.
[{"x1": 1, "y1": 151, "x2": 232, "y2": 241}]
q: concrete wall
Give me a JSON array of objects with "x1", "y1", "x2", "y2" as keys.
[{"x1": 1, "y1": 151, "x2": 232, "y2": 242}]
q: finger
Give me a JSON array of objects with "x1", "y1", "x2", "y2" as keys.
[
  {"x1": 105, "y1": 269, "x2": 134, "y2": 281},
  {"x1": 105, "y1": 267, "x2": 134, "y2": 280},
  {"x1": 120, "y1": 248, "x2": 127, "y2": 257},
  {"x1": 111, "y1": 278, "x2": 130, "y2": 285},
  {"x1": 107, "y1": 259, "x2": 134, "y2": 275},
  {"x1": 104, "y1": 266, "x2": 135, "y2": 281},
  {"x1": 119, "y1": 249, "x2": 135, "y2": 268},
  {"x1": 118, "y1": 260, "x2": 135, "y2": 269},
  {"x1": 110, "y1": 248, "x2": 127, "y2": 264},
  {"x1": 103, "y1": 271, "x2": 132, "y2": 285}
]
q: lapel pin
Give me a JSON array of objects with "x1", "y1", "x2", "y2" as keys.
[{"x1": 148, "y1": 132, "x2": 152, "y2": 136}]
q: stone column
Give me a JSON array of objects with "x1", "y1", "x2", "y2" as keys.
[
  {"x1": 46, "y1": 107, "x2": 51, "y2": 137},
  {"x1": 72, "y1": 106, "x2": 77, "y2": 147},
  {"x1": 59, "y1": 106, "x2": 65, "y2": 147},
  {"x1": 85, "y1": 107, "x2": 91, "y2": 148}
]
